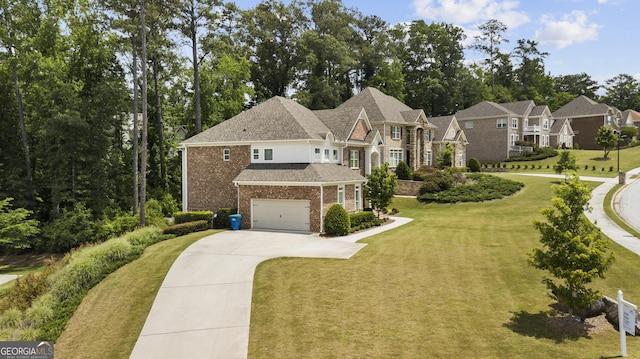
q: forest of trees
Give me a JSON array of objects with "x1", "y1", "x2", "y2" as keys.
[{"x1": 2, "y1": 0, "x2": 640, "y2": 252}]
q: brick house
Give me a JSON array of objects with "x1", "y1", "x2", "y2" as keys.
[
  {"x1": 551, "y1": 96, "x2": 621, "y2": 150},
  {"x1": 337, "y1": 88, "x2": 444, "y2": 171},
  {"x1": 427, "y1": 115, "x2": 468, "y2": 167},
  {"x1": 549, "y1": 118, "x2": 575, "y2": 148},
  {"x1": 180, "y1": 96, "x2": 383, "y2": 232}
]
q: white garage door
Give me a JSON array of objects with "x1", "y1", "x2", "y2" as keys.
[{"x1": 252, "y1": 199, "x2": 311, "y2": 232}]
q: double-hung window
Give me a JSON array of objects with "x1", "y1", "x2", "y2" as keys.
[
  {"x1": 391, "y1": 126, "x2": 401, "y2": 140},
  {"x1": 338, "y1": 185, "x2": 345, "y2": 208},
  {"x1": 333, "y1": 149, "x2": 338, "y2": 161},
  {"x1": 314, "y1": 148, "x2": 321, "y2": 160},
  {"x1": 496, "y1": 119, "x2": 507, "y2": 128},
  {"x1": 223, "y1": 149, "x2": 230, "y2": 161},
  {"x1": 512, "y1": 118, "x2": 518, "y2": 129},
  {"x1": 253, "y1": 149, "x2": 259, "y2": 160},
  {"x1": 389, "y1": 149, "x2": 403, "y2": 167},
  {"x1": 349, "y1": 150, "x2": 360, "y2": 168},
  {"x1": 264, "y1": 149, "x2": 273, "y2": 161},
  {"x1": 426, "y1": 150, "x2": 432, "y2": 166},
  {"x1": 354, "y1": 185, "x2": 361, "y2": 212}
]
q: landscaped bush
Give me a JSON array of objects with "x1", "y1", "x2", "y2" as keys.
[
  {"x1": 174, "y1": 211, "x2": 213, "y2": 225},
  {"x1": 144, "y1": 199, "x2": 167, "y2": 227},
  {"x1": 504, "y1": 146, "x2": 558, "y2": 162},
  {"x1": 411, "y1": 166, "x2": 438, "y2": 182},
  {"x1": 418, "y1": 173, "x2": 524, "y2": 203},
  {"x1": 324, "y1": 204, "x2": 350, "y2": 236},
  {"x1": 0, "y1": 263, "x2": 58, "y2": 312},
  {"x1": 348, "y1": 211, "x2": 379, "y2": 232},
  {"x1": 212, "y1": 208, "x2": 237, "y2": 229},
  {"x1": 95, "y1": 212, "x2": 139, "y2": 242},
  {"x1": 159, "y1": 193, "x2": 180, "y2": 217},
  {"x1": 467, "y1": 158, "x2": 481, "y2": 172},
  {"x1": 395, "y1": 161, "x2": 411, "y2": 180},
  {"x1": 418, "y1": 169, "x2": 455, "y2": 196},
  {"x1": 163, "y1": 220, "x2": 209, "y2": 236},
  {"x1": 0, "y1": 227, "x2": 165, "y2": 341}
]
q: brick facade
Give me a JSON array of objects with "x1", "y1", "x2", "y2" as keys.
[
  {"x1": 570, "y1": 116, "x2": 605, "y2": 150},
  {"x1": 186, "y1": 145, "x2": 251, "y2": 211},
  {"x1": 457, "y1": 118, "x2": 510, "y2": 163},
  {"x1": 343, "y1": 146, "x2": 366, "y2": 176},
  {"x1": 351, "y1": 118, "x2": 369, "y2": 141}
]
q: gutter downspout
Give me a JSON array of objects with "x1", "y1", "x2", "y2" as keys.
[
  {"x1": 181, "y1": 146, "x2": 188, "y2": 212},
  {"x1": 320, "y1": 184, "x2": 324, "y2": 233}
]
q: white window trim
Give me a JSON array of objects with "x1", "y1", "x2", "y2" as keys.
[
  {"x1": 389, "y1": 148, "x2": 403, "y2": 167},
  {"x1": 512, "y1": 118, "x2": 518, "y2": 129},
  {"x1": 426, "y1": 150, "x2": 432, "y2": 166},
  {"x1": 264, "y1": 148, "x2": 273, "y2": 161},
  {"x1": 314, "y1": 148, "x2": 321, "y2": 160},
  {"x1": 338, "y1": 185, "x2": 345, "y2": 208},
  {"x1": 497, "y1": 119, "x2": 507, "y2": 129},
  {"x1": 391, "y1": 126, "x2": 401, "y2": 140},
  {"x1": 354, "y1": 185, "x2": 361, "y2": 213},
  {"x1": 223, "y1": 148, "x2": 230, "y2": 161},
  {"x1": 253, "y1": 148, "x2": 259, "y2": 160},
  {"x1": 333, "y1": 149, "x2": 338, "y2": 161},
  {"x1": 350, "y1": 150, "x2": 360, "y2": 168}
]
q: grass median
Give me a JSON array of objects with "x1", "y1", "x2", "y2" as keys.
[{"x1": 248, "y1": 175, "x2": 640, "y2": 358}]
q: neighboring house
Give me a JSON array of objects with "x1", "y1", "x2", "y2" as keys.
[
  {"x1": 621, "y1": 109, "x2": 640, "y2": 130},
  {"x1": 337, "y1": 87, "x2": 442, "y2": 171},
  {"x1": 549, "y1": 118, "x2": 575, "y2": 149},
  {"x1": 454, "y1": 99, "x2": 565, "y2": 163},
  {"x1": 180, "y1": 96, "x2": 383, "y2": 232},
  {"x1": 427, "y1": 115, "x2": 468, "y2": 167},
  {"x1": 551, "y1": 95, "x2": 622, "y2": 150}
]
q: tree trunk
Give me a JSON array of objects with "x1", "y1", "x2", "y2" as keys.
[
  {"x1": 10, "y1": 48, "x2": 32, "y2": 187},
  {"x1": 140, "y1": 0, "x2": 148, "y2": 227},
  {"x1": 191, "y1": 4, "x2": 202, "y2": 134},
  {"x1": 153, "y1": 56, "x2": 166, "y2": 190},
  {"x1": 132, "y1": 36, "x2": 139, "y2": 216}
]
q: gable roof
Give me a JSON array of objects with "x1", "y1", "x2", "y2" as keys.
[
  {"x1": 233, "y1": 163, "x2": 366, "y2": 184},
  {"x1": 314, "y1": 107, "x2": 369, "y2": 142},
  {"x1": 338, "y1": 87, "x2": 418, "y2": 124},
  {"x1": 183, "y1": 96, "x2": 331, "y2": 144},
  {"x1": 550, "y1": 118, "x2": 573, "y2": 135},
  {"x1": 622, "y1": 109, "x2": 640, "y2": 125},
  {"x1": 428, "y1": 115, "x2": 455, "y2": 140},
  {"x1": 454, "y1": 101, "x2": 517, "y2": 119},
  {"x1": 551, "y1": 95, "x2": 614, "y2": 118},
  {"x1": 500, "y1": 100, "x2": 535, "y2": 116},
  {"x1": 529, "y1": 105, "x2": 548, "y2": 117}
]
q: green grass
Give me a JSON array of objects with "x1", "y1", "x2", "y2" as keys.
[
  {"x1": 54, "y1": 229, "x2": 219, "y2": 359},
  {"x1": 604, "y1": 184, "x2": 640, "y2": 239},
  {"x1": 248, "y1": 175, "x2": 640, "y2": 358},
  {"x1": 490, "y1": 146, "x2": 640, "y2": 178}
]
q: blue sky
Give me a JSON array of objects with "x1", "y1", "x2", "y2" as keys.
[{"x1": 233, "y1": 0, "x2": 639, "y2": 88}]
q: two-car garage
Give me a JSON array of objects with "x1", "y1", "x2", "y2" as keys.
[{"x1": 251, "y1": 199, "x2": 311, "y2": 232}]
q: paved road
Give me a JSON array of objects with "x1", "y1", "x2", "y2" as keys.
[{"x1": 614, "y1": 174, "x2": 640, "y2": 233}]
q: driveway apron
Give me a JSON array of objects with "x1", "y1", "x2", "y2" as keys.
[{"x1": 130, "y1": 218, "x2": 412, "y2": 359}]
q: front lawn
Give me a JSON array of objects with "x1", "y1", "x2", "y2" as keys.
[{"x1": 248, "y1": 175, "x2": 640, "y2": 358}]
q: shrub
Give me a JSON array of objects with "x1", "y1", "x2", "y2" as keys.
[
  {"x1": 418, "y1": 173, "x2": 524, "y2": 203},
  {"x1": 41, "y1": 204, "x2": 97, "y2": 253},
  {"x1": 159, "y1": 193, "x2": 180, "y2": 217},
  {"x1": 324, "y1": 204, "x2": 350, "y2": 236},
  {"x1": 213, "y1": 208, "x2": 237, "y2": 229},
  {"x1": 394, "y1": 161, "x2": 411, "y2": 180},
  {"x1": 95, "y1": 212, "x2": 139, "y2": 242},
  {"x1": 144, "y1": 199, "x2": 166, "y2": 227},
  {"x1": 0, "y1": 308, "x2": 22, "y2": 330},
  {"x1": 609, "y1": 166, "x2": 614, "y2": 172},
  {"x1": 0, "y1": 263, "x2": 57, "y2": 312},
  {"x1": 467, "y1": 158, "x2": 481, "y2": 172},
  {"x1": 411, "y1": 166, "x2": 438, "y2": 182},
  {"x1": 349, "y1": 212, "x2": 376, "y2": 229},
  {"x1": 163, "y1": 220, "x2": 209, "y2": 236},
  {"x1": 174, "y1": 211, "x2": 213, "y2": 226},
  {"x1": 592, "y1": 166, "x2": 596, "y2": 171}
]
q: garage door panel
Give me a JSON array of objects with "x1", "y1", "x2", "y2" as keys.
[{"x1": 252, "y1": 199, "x2": 310, "y2": 231}]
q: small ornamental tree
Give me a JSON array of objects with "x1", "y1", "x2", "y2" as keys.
[
  {"x1": 438, "y1": 143, "x2": 454, "y2": 169},
  {"x1": 595, "y1": 125, "x2": 618, "y2": 159},
  {"x1": 364, "y1": 162, "x2": 398, "y2": 218},
  {"x1": 553, "y1": 150, "x2": 577, "y2": 177},
  {"x1": 529, "y1": 176, "x2": 615, "y2": 317}
]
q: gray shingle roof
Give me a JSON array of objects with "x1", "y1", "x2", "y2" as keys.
[
  {"x1": 233, "y1": 163, "x2": 366, "y2": 183},
  {"x1": 427, "y1": 115, "x2": 452, "y2": 140},
  {"x1": 549, "y1": 118, "x2": 573, "y2": 134},
  {"x1": 529, "y1": 105, "x2": 548, "y2": 117},
  {"x1": 182, "y1": 96, "x2": 330, "y2": 144},
  {"x1": 338, "y1": 87, "x2": 417, "y2": 124},
  {"x1": 551, "y1": 95, "x2": 612, "y2": 118},
  {"x1": 455, "y1": 101, "x2": 516, "y2": 119},
  {"x1": 314, "y1": 107, "x2": 364, "y2": 142},
  {"x1": 500, "y1": 100, "x2": 534, "y2": 116}
]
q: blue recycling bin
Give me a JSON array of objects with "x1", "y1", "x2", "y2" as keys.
[{"x1": 229, "y1": 214, "x2": 242, "y2": 230}]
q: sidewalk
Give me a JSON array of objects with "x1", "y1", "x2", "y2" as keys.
[{"x1": 130, "y1": 217, "x2": 412, "y2": 359}]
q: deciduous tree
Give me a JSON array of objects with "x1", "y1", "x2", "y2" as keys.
[
  {"x1": 364, "y1": 163, "x2": 397, "y2": 218},
  {"x1": 595, "y1": 125, "x2": 617, "y2": 159}
]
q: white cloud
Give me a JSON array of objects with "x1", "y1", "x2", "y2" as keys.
[
  {"x1": 534, "y1": 10, "x2": 602, "y2": 49},
  {"x1": 411, "y1": 0, "x2": 530, "y2": 28}
]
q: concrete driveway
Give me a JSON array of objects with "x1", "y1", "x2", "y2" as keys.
[{"x1": 130, "y1": 217, "x2": 412, "y2": 359}]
